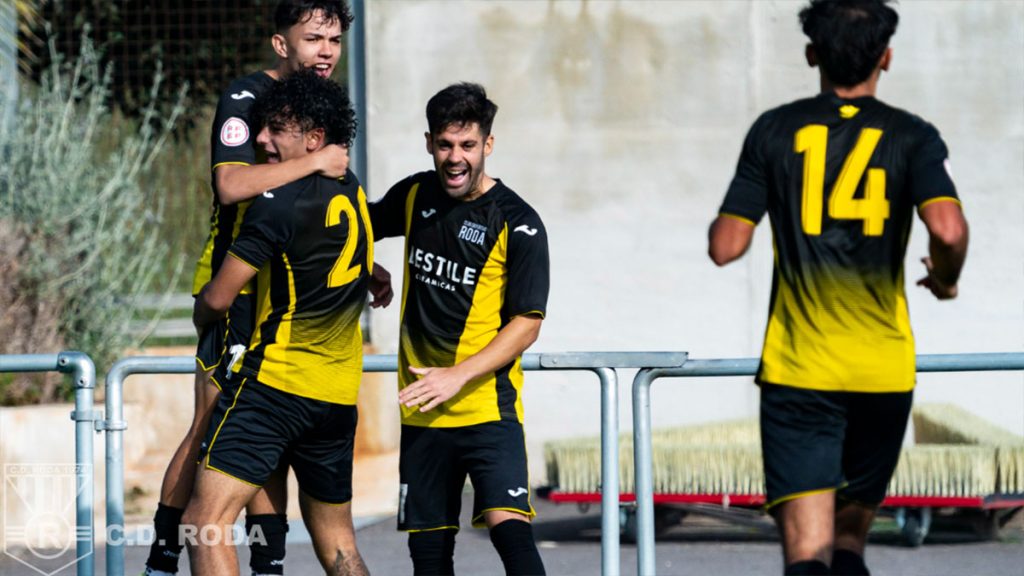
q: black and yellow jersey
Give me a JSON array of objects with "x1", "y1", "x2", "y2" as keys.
[
  {"x1": 228, "y1": 169, "x2": 373, "y2": 405},
  {"x1": 721, "y1": 92, "x2": 959, "y2": 393},
  {"x1": 371, "y1": 172, "x2": 550, "y2": 427},
  {"x1": 191, "y1": 71, "x2": 276, "y2": 295}
]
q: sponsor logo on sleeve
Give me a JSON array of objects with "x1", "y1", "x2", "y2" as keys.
[
  {"x1": 231, "y1": 90, "x2": 256, "y2": 100},
  {"x1": 220, "y1": 117, "x2": 250, "y2": 147}
]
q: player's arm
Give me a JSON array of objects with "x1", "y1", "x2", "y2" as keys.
[
  {"x1": 215, "y1": 145, "x2": 349, "y2": 205},
  {"x1": 917, "y1": 200, "x2": 968, "y2": 300},
  {"x1": 368, "y1": 263, "x2": 393, "y2": 308},
  {"x1": 192, "y1": 255, "x2": 258, "y2": 332},
  {"x1": 399, "y1": 314, "x2": 543, "y2": 413},
  {"x1": 708, "y1": 214, "x2": 757, "y2": 266}
]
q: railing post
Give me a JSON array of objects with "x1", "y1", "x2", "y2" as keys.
[
  {"x1": 632, "y1": 368, "x2": 658, "y2": 576},
  {"x1": 594, "y1": 367, "x2": 619, "y2": 576},
  {"x1": 102, "y1": 359, "x2": 129, "y2": 576},
  {"x1": 60, "y1": 351, "x2": 97, "y2": 576}
]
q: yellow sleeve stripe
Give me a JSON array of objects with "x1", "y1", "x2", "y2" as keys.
[
  {"x1": 212, "y1": 161, "x2": 252, "y2": 172},
  {"x1": 719, "y1": 212, "x2": 757, "y2": 227},
  {"x1": 918, "y1": 196, "x2": 962, "y2": 210},
  {"x1": 195, "y1": 356, "x2": 221, "y2": 373},
  {"x1": 512, "y1": 310, "x2": 546, "y2": 320},
  {"x1": 227, "y1": 251, "x2": 260, "y2": 272}
]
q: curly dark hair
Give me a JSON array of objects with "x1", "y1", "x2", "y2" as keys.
[
  {"x1": 426, "y1": 82, "x2": 499, "y2": 137},
  {"x1": 800, "y1": 0, "x2": 899, "y2": 87},
  {"x1": 275, "y1": 0, "x2": 354, "y2": 33},
  {"x1": 252, "y1": 69, "x2": 357, "y2": 147}
]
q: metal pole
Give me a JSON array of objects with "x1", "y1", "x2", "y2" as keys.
[
  {"x1": 0, "y1": 0, "x2": 16, "y2": 131},
  {"x1": 594, "y1": 367, "x2": 619, "y2": 576},
  {"x1": 102, "y1": 356, "x2": 195, "y2": 576},
  {"x1": 347, "y1": 0, "x2": 368, "y2": 191},
  {"x1": 632, "y1": 368, "x2": 659, "y2": 576},
  {"x1": 61, "y1": 352, "x2": 97, "y2": 576}
]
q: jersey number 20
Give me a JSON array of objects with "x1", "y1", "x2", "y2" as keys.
[
  {"x1": 794, "y1": 125, "x2": 889, "y2": 236},
  {"x1": 325, "y1": 190, "x2": 374, "y2": 288}
]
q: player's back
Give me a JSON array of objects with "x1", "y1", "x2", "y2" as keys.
[
  {"x1": 230, "y1": 170, "x2": 373, "y2": 404},
  {"x1": 723, "y1": 92, "x2": 958, "y2": 392}
]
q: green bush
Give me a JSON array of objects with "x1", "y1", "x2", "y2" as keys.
[{"x1": 0, "y1": 35, "x2": 187, "y2": 404}]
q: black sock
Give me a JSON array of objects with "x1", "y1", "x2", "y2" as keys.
[
  {"x1": 408, "y1": 529, "x2": 457, "y2": 576},
  {"x1": 246, "y1": 514, "x2": 288, "y2": 575},
  {"x1": 145, "y1": 504, "x2": 185, "y2": 573},
  {"x1": 831, "y1": 549, "x2": 869, "y2": 576},
  {"x1": 489, "y1": 520, "x2": 546, "y2": 576},
  {"x1": 785, "y1": 560, "x2": 830, "y2": 576}
]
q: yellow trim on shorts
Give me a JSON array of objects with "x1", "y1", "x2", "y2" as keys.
[
  {"x1": 764, "y1": 486, "x2": 838, "y2": 511},
  {"x1": 404, "y1": 525, "x2": 460, "y2": 533},
  {"x1": 719, "y1": 212, "x2": 757, "y2": 227},
  {"x1": 212, "y1": 161, "x2": 252, "y2": 172},
  {"x1": 195, "y1": 356, "x2": 220, "y2": 373},
  {"x1": 205, "y1": 463, "x2": 261, "y2": 488},
  {"x1": 471, "y1": 507, "x2": 536, "y2": 529},
  {"x1": 300, "y1": 489, "x2": 352, "y2": 507},
  {"x1": 204, "y1": 378, "x2": 247, "y2": 467}
]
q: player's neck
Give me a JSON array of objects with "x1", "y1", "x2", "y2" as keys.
[{"x1": 820, "y1": 72, "x2": 880, "y2": 100}]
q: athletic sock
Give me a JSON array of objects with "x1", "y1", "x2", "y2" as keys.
[
  {"x1": 785, "y1": 560, "x2": 831, "y2": 575},
  {"x1": 489, "y1": 520, "x2": 546, "y2": 576},
  {"x1": 408, "y1": 529, "x2": 457, "y2": 576},
  {"x1": 831, "y1": 549, "x2": 869, "y2": 576},
  {"x1": 246, "y1": 514, "x2": 289, "y2": 575},
  {"x1": 144, "y1": 504, "x2": 184, "y2": 574}
]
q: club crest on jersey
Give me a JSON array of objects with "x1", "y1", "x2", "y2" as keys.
[
  {"x1": 220, "y1": 117, "x2": 249, "y2": 147},
  {"x1": 458, "y1": 220, "x2": 487, "y2": 246}
]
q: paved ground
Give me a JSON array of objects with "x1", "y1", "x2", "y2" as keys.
[{"x1": 3, "y1": 495, "x2": 1022, "y2": 575}]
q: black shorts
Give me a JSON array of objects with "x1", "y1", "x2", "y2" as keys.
[
  {"x1": 398, "y1": 420, "x2": 534, "y2": 531},
  {"x1": 194, "y1": 293, "x2": 255, "y2": 392},
  {"x1": 201, "y1": 378, "x2": 358, "y2": 504},
  {"x1": 760, "y1": 382, "x2": 913, "y2": 509}
]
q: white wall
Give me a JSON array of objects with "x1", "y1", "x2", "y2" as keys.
[{"x1": 362, "y1": 0, "x2": 1024, "y2": 482}]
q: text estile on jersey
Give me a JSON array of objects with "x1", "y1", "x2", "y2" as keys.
[{"x1": 409, "y1": 246, "x2": 478, "y2": 287}]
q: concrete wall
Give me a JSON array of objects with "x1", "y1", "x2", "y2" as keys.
[{"x1": 362, "y1": 1, "x2": 1024, "y2": 482}]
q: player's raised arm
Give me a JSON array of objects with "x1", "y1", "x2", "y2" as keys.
[{"x1": 214, "y1": 144, "x2": 350, "y2": 205}]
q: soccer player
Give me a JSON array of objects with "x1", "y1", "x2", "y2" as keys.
[
  {"x1": 707, "y1": 1, "x2": 968, "y2": 575},
  {"x1": 184, "y1": 69, "x2": 373, "y2": 576},
  {"x1": 370, "y1": 83, "x2": 550, "y2": 576},
  {"x1": 144, "y1": 3, "x2": 352, "y2": 575}
]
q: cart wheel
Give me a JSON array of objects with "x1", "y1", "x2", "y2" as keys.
[
  {"x1": 895, "y1": 507, "x2": 931, "y2": 547},
  {"x1": 973, "y1": 507, "x2": 1023, "y2": 540},
  {"x1": 620, "y1": 507, "x2": 638, "y2": 543}
]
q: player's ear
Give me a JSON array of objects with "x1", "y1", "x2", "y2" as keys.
[
  {"x1": 879, "y1": 47, "x2": 893, "y2": 73},
  {"x1": 805, "y1": 43, "x2": 818, "y2": 68},
  {"x1": 484, "y1": 133, "x2": 494, "y2": 157},
  {"x1": 271, "y1": 33, "x2": 289, "y2": 60},
  {"x1": 306, "y1": 128, "x2": 325, "y2": 152},
  {"x1": 424, "y1": 132, "x2": 434, "y2": 155}
]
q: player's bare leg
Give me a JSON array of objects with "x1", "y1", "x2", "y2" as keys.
[
  {"x1": 772, "y1": 491, "x2": 834, "y2": 573},
  {"x1": 244, "y1": 463, "x2": 290, "y2": 575},
  {"x1": 484, "y1": 510, "x2": 546, "y2": 576},
  {"x1": 298, "y1": 491, "x2": 368, "y2": 576},
  {"x1": 831, "y1": 501, "x2": 876, "y2": 575},
  {"x1": 182, "y1": 464, "x2": 261, "y2": 576}
]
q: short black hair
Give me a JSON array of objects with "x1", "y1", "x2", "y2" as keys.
[
  {"x1": 425, "y1": 83, "x2": 499, "y2": 137},
  {"x1": 275, "y1": 0, "x2": 354, "y2": 34},
  {"x1": 252, "y1": 69, "x2": 357, "y2": 147},
  {"x1": 800, "y1": 0, "x2": 899, "y2": 87}
]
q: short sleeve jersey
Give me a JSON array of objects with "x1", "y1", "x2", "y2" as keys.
[
  {"x1": 191, "y1": 71, "x2": 275, "y2": 295},
  {"x1": 371, "y1": 172, "x2": 550, "y2": 427},
  {"x1": 228, "y1": 170, "x2": 373, "y2": 405},
  {"x1": 720, "y1": 92, "x2": 959, "y2": 393}
]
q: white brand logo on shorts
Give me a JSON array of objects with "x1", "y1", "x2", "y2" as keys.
[
  {"x1": 513, "y1": 225, "x2": 537, "y2": 236},
  {"x1": 220, "y1": 117, "x2": 250, "y2": 147},
  {"x1": 231, "y1": 90, "x2": 256, "y2": 100},
  {"x1": 398, "y1": 484, "x2": 409, "y2": 524},
  {"x1": 507, "y1": 487, "x2": 528, "y2": 498}
]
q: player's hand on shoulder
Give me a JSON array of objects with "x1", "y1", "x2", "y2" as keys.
[
  {"x1": 399, "y1": 365, "x2": 469, "y2": 413},
  {"x1": 369, "y1": 263, "x2": 393, "y2": 308},
  {"x1": 317, "y1": 144, "x2": 350, "y2": 179},
  {"x1": 916, "y1": 257, "x2": 958, "y2": 300}
]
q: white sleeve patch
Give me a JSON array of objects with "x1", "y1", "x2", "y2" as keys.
[
  {"x1": 943, "y1": 158, "x2": 955, "y2": 182},
  {"x1": 220, "y1": 117, "x2": 250, "y2": 147}
]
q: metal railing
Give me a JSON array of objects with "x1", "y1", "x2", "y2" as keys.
[
  {"x1": 101, "y1": 351, "x2": 688, "y2": 576},
  {"x1": 0, "y1": 352, "x2": 97, "y2": 576},
  {"x1": 630, "y1": 352, "x2": 1024, "y2": 576}
]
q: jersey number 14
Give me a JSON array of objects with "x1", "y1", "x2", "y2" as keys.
[{"x1": 794, "y1": 125, "x2": 889, "y2": 236}]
